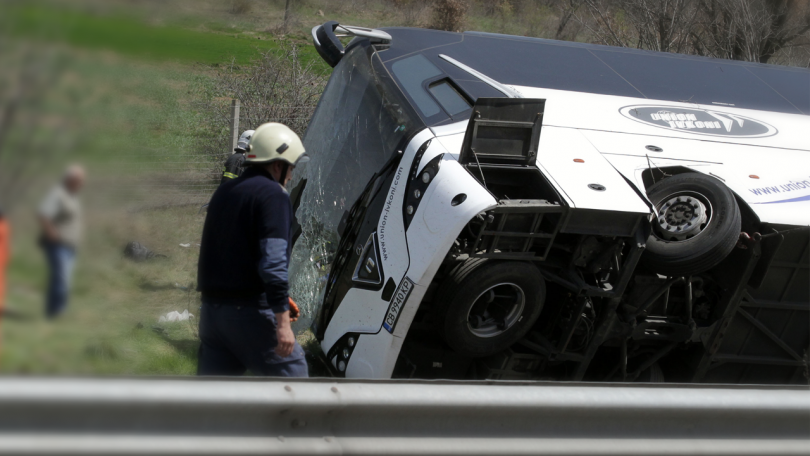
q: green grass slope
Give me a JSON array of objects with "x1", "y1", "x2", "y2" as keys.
[{"x1": 1, "y1": 3, "x2": 328, "y2": 71}]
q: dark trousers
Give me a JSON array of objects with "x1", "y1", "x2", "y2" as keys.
[
  {"x1": 43, "y1": 242, "x2": 76, "y2": 319},
  {"x1": 197, "y1": 301, "x2": 308, "y2": 377}
]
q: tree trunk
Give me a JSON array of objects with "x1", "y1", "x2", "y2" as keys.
[{"x1": 284, "y1": 0, "x2": 292, "y2": 25}]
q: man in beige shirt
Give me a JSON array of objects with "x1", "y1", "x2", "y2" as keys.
[{"x1": 38, "y1": 165, "x2": 84, "y2": 318}]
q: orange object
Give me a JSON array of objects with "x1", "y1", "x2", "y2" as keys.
[
  {"x1": 0, "y1": 217, "x2": 9, "y2": 312},
  {"x1": 0, "y1": 216, "x2": 8, "y2": 355},
  {"x1": 288, "y1": 297, "x2": 300, "y2": 322}
]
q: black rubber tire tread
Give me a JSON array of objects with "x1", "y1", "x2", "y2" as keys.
[
  {"x1": 642, "y1": 173, "x2": 741, "y2": 276},
  {"x1": 432, "y1": 258, "x2": 488, "y2": 330},
  {"x1": 437, "y1": 260, "x2": 546, "y2": 358},
  {"x1": 635, "y1": 363, "x2": 665, "y2": 383}
]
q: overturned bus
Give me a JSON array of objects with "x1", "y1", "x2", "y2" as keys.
[{"x1": 287, "y1": 22, "x2": 810, "y2": 383}]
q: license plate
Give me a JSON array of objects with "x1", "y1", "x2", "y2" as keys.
[{"x1": 383, "y1": 277, "x2": 414, "y2": 333}]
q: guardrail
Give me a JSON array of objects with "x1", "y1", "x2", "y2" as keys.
[{"x1": 0, "y1": 377, "x2": 807, "y2": 455}]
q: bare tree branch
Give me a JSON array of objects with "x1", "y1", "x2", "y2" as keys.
[{"x1": 568, "y1": 0, "x2": 809, "y2": 64}]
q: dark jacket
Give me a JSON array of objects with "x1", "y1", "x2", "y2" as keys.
[
  {"x1": 220, "y1": 152, "x2": 246, "y2": 185},
  {"x1": 198, "y1": 166, "x2": 291, "y2": 313}
]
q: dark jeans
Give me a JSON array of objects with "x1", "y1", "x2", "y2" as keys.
[
  {"x1": 197, "y1": 301, "x2": 308, "y2": 377},
  {"x1": 43, "y1": 242, "x2": 76, "y2": 319}
]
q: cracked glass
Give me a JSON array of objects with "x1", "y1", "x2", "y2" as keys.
[{"x1": 288, "y1": 43, "x2": 422, "y2": 330}]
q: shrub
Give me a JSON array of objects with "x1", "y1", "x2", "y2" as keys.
[
  {"x1": 191, "y1": 43, "x2": 326, "y2": 181},
  {"x1": 429, "y1": 0, "x2": 469, "y2": 32},
  {"x1": 230, "y1": 0, "x2": 253, "y2": 15},
  {"x1": 391, "y1": 0, "x2": 431, "y2": 26}
]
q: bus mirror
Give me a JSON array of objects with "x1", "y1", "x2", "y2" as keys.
[
  {"x1": 312, "y1": 21, "x2": 345, "y2": 68},
  {"x1": 313, "y1": 21, "x2": 393, "y2": 68}
]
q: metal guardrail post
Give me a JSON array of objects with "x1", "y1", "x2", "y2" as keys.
[
  {"x1": 0, "y1": 378, "x2": 807, "y2": 455},
  {"x1": 229, "y1": 99, "x2": 240, "y2": 154}
]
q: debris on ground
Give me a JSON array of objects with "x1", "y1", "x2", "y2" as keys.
[
  {"x1": 158, "y1": 309, "x2": 194, "y2": 323},
  {"x1": 0, "y1": 307, "x2": 33, "y2": 321},
  {"x1": 123, "y1": 241, "x2": 167, "y2": 261}
]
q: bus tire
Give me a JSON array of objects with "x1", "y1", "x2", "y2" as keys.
[
  {"x1": 438, "y1": 261, "x2": 545, "y2": 358},
  {"x1": 635, "y1": 363, "x2": 666, "y2": 383},
  {"x1": 643, "y1": 173, "x2": 741, "y2": 276}
]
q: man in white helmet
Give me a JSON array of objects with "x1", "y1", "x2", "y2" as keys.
[
  {"x1": 219, "y1": 129, "x2": 254, "y2": 185},
  {"x1": 197, "y1": 123, "x2": 309, "y2": 377}
]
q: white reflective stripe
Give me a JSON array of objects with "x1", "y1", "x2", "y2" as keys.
[{"x1": 438, "y1": 54, "x2": 523, "y2": 98}]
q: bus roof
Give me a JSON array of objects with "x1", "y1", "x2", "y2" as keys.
[{"x1": 379, "y1": 28, "x2": 810, "y2": 117}]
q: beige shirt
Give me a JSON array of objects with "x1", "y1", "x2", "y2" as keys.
[{"x1": 39, "y1": 185, "x2": 82, "y2": 247}]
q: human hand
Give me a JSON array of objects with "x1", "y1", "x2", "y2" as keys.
[
  {"x1": 47, "y1": 230, "x2": 61, "y2": 243},
  {"x1": 39, "y1": 218, "x2": 60, "y2": 243},
  {"x1": 288, "y1": 298, "x2": 300, "y2": 322},
  {"x1": 275, "y1": 310, "x2": 295, "y2": 357}
]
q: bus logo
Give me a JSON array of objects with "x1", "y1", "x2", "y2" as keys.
[{"x1": 620, "y1": 105, "x2": 777, "y2": 138}]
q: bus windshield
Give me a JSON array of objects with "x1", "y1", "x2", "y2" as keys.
[{"x1": 288, "y1": 41, "x2": 422, "y2": 328}]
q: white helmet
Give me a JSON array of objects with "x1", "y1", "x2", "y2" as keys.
[
  {"x1": 235, "y1": 130, "x2": 255, "y2": 152},
  {"x1": 244, "y1": 123, "x2": 309, "y2": 166}
]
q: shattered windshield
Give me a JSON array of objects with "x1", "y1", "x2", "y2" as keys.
[{"x1": 288, "y1": 42, "x2": 422, "y2": 329}]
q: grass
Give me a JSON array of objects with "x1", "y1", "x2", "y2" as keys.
[
  {"x1": 0, "y1": 3, "x2": 329, "y2": 375},
  {"x1": 3, "y1": 200, "x2": 324, "y2": 375},
  {"x1": 0, "y1": 0, "x2": 565, "y2": 376},
  {"x1": 0, "y1": 2, "x2": 330, "y2": 73},
  {"x1": 2, "y1": 205, "x2": 204, "y2": 375}
]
